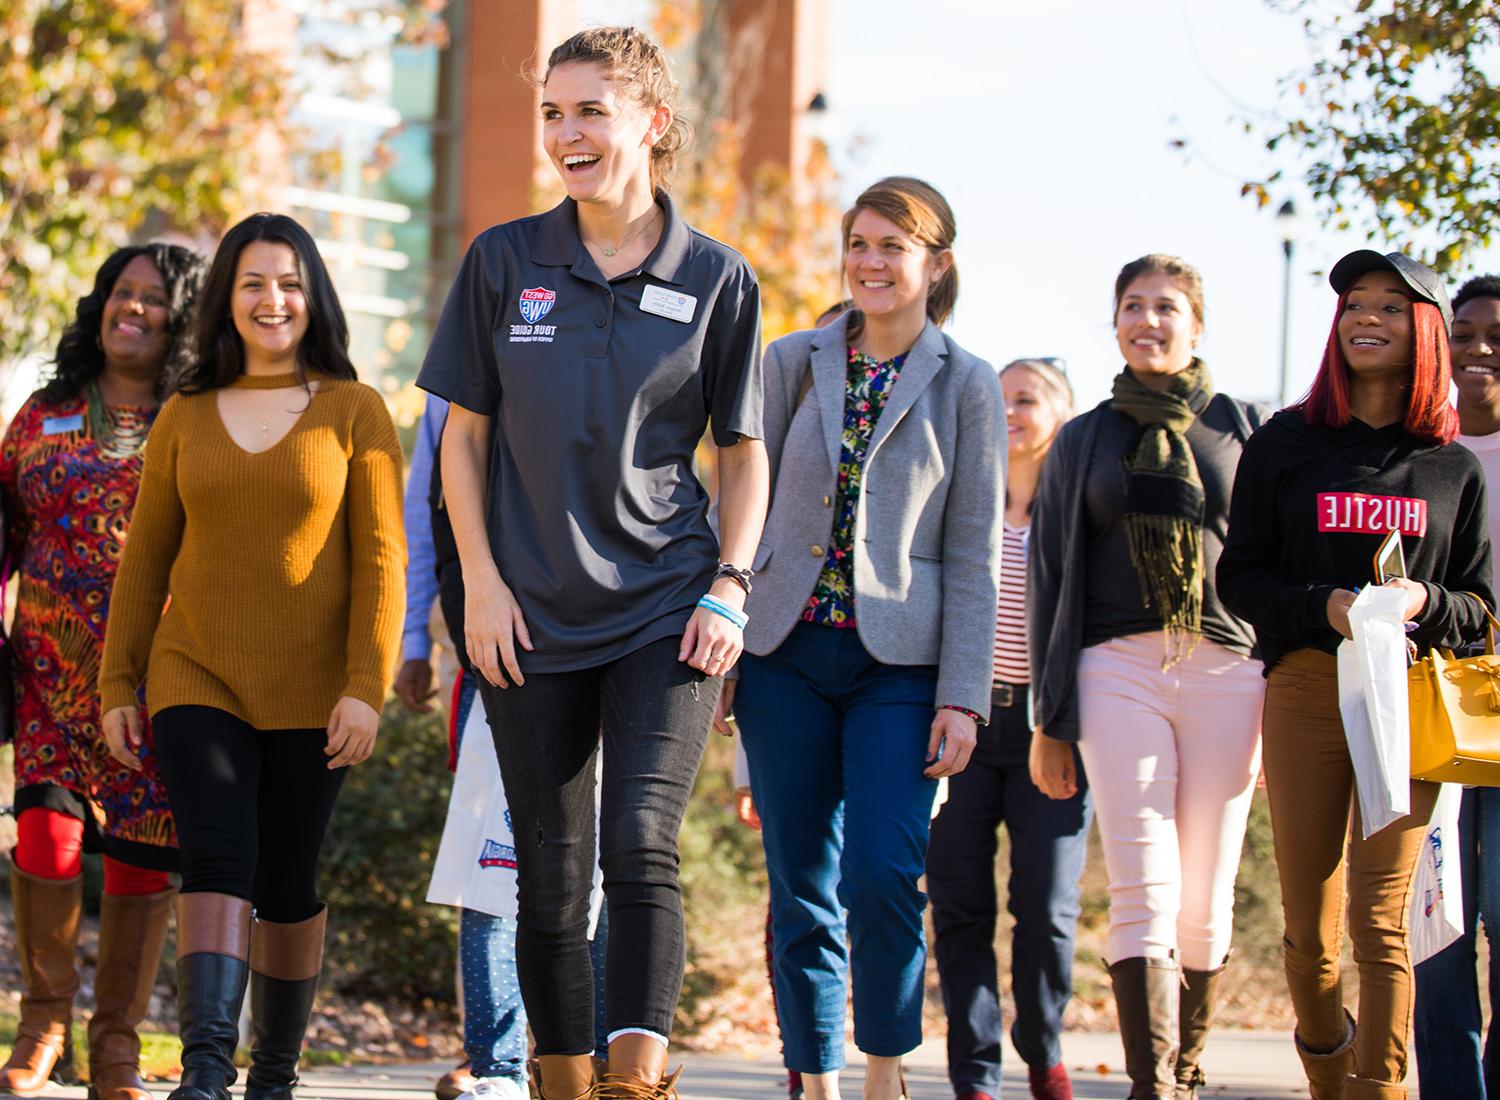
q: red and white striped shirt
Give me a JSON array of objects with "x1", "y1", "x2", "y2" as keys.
[{"x1": 993, "y1": 522, "x2": 1029, "y2": 684}]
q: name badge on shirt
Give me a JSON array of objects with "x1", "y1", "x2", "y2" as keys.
[
  {"x1": 42, "y1": 414, "x2": 84, "y2": 435},
  {"x1": 640, "y1": 285, "x2": 697, "y2": 324}
]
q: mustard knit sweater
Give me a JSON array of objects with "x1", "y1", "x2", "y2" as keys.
[{"x1": 99, "y1": 372, "x2": 407, "y2": 729}]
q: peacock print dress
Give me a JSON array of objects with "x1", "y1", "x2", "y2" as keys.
[{"x1": 0, "y1": 389, "x2": 177, "y2": 868}]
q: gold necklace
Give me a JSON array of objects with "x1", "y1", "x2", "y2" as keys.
[{"x1": 581, "y1": 209, "x2": 661, "y2": 258}]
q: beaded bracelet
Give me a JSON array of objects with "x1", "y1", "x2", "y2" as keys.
[{"x1": 697, "y1": 594, "x2": 748, "y2": 630}]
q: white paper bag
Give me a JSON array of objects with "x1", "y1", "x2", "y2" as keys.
[
  {"x1": 427, "y1": 698, "x2": 604, "y2": 929},
  {"x1": 1410, "y1": 783, "x2": 1465, "y2": 966},
  {"x1": 1338, "y1": 584, "x2": 1411, "y2": 838}
]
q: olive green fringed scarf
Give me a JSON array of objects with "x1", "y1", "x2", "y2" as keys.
[{"x1": 1110, "y1": 359, "x2": 1214, "y2": 670}]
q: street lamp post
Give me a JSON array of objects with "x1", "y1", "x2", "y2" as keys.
[{"x1": 1276, "y1": 199, "x2": 1300, "y2": 406}]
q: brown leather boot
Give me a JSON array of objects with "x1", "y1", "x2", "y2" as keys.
[
  {"x1": 596, "y1": 1034, "x2": 680, "y2": 1099},
  {"x1": 1108, "y1": 957, "x2": 1179, "y2": 1100},
  {"x1": 1175, "y1": 963, "x2": 1225, "y2": 1099},
  {"x1": 0, "y1": 862, "x2": 83, "y2": 1096},
  {"x1": 85, "y1": 887, "x2": 175, "y2": 1100},
  {"x1": 1294, "y1": 1009, "x2": 1355, "y2": 1100},
  {"x1": 534, "y1": 1054, "x2": 596, "y2": 1100}
]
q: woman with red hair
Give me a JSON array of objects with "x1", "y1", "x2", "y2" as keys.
[{"x1": 1219, "y1": 250, "x2": 1493, "y2": 1100}]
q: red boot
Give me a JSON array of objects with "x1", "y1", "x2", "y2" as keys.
[{"x1": 1027, "y1": 1061, "x2": 1074, "y2": 1100}]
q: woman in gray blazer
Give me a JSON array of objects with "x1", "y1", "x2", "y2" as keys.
[{"x1": 724, "y1": 177, "x2": 1003, "y2": 1100}]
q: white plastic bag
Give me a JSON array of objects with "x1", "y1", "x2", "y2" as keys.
[
  {"x1": 427, "y1": 697, "x2": 603, "y2": 929},
  {"x1": 1338, "y1": 584, "x2": 1411, "y2": 838},
  {"x1": 1410, "y1": 782, "x2": 1465, "y2": 966}
]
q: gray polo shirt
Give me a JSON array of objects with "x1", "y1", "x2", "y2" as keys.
[{"x1": 417, "y1": 193, "x2": 763, "y2": 673}]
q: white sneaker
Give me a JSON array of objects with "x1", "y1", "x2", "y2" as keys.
[{"x1": 459, "y1": 1077, "x2": 529, "y2": 1100}]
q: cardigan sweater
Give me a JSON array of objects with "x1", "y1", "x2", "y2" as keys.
[{"x1": 99, "y1": 372, "x2": 406, "y2": 729}]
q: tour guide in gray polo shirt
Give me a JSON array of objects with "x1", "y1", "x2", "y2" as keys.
[
  {"x1": 415, "y1": 185, "x2": 768, "y2": 1067},
  {"x1": 418, "y1": 190, "x2": 764, "y2": 671}
]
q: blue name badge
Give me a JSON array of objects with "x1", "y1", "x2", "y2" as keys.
[{"x1": 42, "y1": 414, "x2": 84, "y2": 435}]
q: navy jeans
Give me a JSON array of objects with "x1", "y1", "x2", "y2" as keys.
[
  {"x1": 1415, "y1": 785, "x2": 1500, "y2": 1099},
  {"x1": 477, "y1": 636, "x2": 717, "y2": 1054},
  {"x1": 926, "y1": 684, "x2": 1092, "y2": 1094},
  {"x1": 737, "y1": 622, "x2": 939, "y2": 1073}
]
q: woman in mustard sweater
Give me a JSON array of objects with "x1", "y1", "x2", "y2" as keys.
[{"x1": 98, "y1": 212, "x2": 406, "y2": 1100}]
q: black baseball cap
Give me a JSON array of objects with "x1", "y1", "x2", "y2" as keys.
[{"x1": 1328, "y1": 249, "x2": 1453, "y2": 331}]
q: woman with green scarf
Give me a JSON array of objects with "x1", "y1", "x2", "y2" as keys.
[{"x1": 1027, "y1": 254, "x2": 1267, "y2": 1100}]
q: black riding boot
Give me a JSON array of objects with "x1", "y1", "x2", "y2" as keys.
[
  {"x1": 244, "y1": 906, "x2": 327, "y2": 1100},
  {"x1": 167, "y1": 892, "x2": 251, "y2": 1100}
]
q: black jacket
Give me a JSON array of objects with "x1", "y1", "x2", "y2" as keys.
[
  {"x1": 1217, "y1": 408, "x2": 1494, "y2": 673},
  {"x1": 1029, "y1": 393, "x2": 1265, "y2": 743}
]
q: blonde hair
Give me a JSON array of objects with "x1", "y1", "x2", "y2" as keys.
[
  {"x1": 1001, "y1": 359, "x2": 1075, "y2": 423},
  {"x1": 841, "y1": 177, "x2": 958, "y2": 335},
  {"x1": 544, "y1": 27, "x2": 691, "y2": 191}
]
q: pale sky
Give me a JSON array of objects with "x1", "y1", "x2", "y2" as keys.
[
  {"x1": 559, "y1": 0, "x2": 1500, "y2": 411},
  {"x1": 820, "y1": 0, "x2": 1500, "y2": 411}
]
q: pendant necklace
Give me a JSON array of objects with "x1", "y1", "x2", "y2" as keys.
[{"x1": 583, "y1": 209, "x2": 661, "y2": 259}]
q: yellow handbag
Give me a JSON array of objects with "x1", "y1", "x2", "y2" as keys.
[{"x1": 1409, "y1": 601, "x2": 1500, "y2": 785}]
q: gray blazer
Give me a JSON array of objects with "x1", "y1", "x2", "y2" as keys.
[{"x1": 742, "y1": 313, "x2": 1004, "y2": 719}]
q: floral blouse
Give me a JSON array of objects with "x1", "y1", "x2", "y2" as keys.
[{"x1": 801, "y1": 346, "x2": 906, "y2": 627}]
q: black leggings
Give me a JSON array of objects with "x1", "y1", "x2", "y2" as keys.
[
  {"x1": 153, "y1": 706, "x2": 346, "y2": 923},
  {"x1": 477, "y1": 636, "x2": 719, "y2": 1054}
]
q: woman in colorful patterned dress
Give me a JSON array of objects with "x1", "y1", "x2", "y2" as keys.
[
  {"x1": 1, "y1": 242, "x2": 206, "y2": 1100},
  {"x1": 726, "y1": 177, "x2": 1003, "y2": 1100}
]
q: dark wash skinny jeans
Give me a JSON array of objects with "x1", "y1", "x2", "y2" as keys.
[
  {"x1": 926, "y1": 683, "x2": 1092, "y2": 1093},
  {"x1": 476, "y1": 636, "x2": 718, "y2": 1055}
]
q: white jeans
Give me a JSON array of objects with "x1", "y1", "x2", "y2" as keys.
[{"x1": 1076, "y1": 631, "x2": 1265, "y2": 971}]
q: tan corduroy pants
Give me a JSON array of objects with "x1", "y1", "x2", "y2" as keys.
[{"x1": 1261, "y1": 647, "x2": 1438, "y2": 1088}]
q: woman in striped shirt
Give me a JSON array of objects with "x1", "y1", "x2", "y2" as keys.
[{"x1": 926, "y1": 358, "x2": 1091, "y2": 1100}]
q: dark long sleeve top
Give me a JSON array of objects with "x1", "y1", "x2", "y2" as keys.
[
  {"x1": 1028, "y1": 393, "x2": 1264, "y2": 743},
  {"x1": 1217, "y1": 409, "x2": 1494, "y2": 674}
]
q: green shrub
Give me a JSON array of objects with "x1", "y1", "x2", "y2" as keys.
[
  {"x1": 319, "y1": 700, "x2": 458, "y2": 1004},
  {"x1": 677, "y1": 734, "x2": 768, "y2": 1029}
]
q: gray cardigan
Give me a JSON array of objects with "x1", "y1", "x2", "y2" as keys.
[
  {"x1": 740, "y1": 313, "x2": 1004, "y2": 719},
  {"x1": 1027, "y1": 394, "x2": 1264, "y2": 742}
]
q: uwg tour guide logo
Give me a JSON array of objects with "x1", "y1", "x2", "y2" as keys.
[
  {"x1": 510, "y1": 287, "x2": 558, "y2": 343},
  {"x1": 518, "y1": 287, "x2": 556, "y2": 323},
  {"x1": 1318, "y1": 492, "x2": 1427, "y2": 537}
]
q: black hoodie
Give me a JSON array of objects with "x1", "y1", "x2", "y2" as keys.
[{"x1": 1217, "y1": 408, "x2": 1493, "y2": 673}]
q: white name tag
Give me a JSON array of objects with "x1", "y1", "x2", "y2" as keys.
[
  {"x1": 42, "y1": 414, "x2": 84, "y2": 435},
  {"x1": 640, "y1": 284, "x2": 697, "y2": 324}
]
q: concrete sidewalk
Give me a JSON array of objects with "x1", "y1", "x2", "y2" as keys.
[{"x1": 39, "y1": 1030, "x2": 1354, "y2": 1097}]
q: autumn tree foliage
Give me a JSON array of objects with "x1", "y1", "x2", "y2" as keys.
[
  {"x1": 1255, "y1": 0, "x2": 1500, "y2": 270},
  {"x1": 652, "y1": 0, "x2": 842, "y2": 341},
  {"x1": 0, "y1": 0, "x2": 446, "y2": 375},
  {"x1": 0, "y1": 1, "x2": 279, "y2": 370}
]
